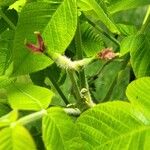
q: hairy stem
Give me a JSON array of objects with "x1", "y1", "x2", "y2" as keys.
[
  {"x1": 75, "y1": 19, "x2": 94, "y2": 108},
  {"x1": 0, "y1": 9, "x2": 16, "y2": 30},
  {"x1": 12, "y1": 108, "x2": 81, "y2": 126},
  {"x1": 14, "y1": 109, "x2": 47, "y2": 126}
]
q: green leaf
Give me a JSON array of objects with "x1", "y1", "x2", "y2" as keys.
[
  {"x1": 120, "y1": 35, "x2": 135, "y2": 56},
  {"x1": 78, "y1": 0, "x2": 119, "y2": 33},
  {"x1": 0, "y1": 0, "x2": 17, "y2": 6},
  {"x1": 0, "y1": 103, "x2": 11, "y2": 117},
  {"x1": 0, "y1": 125, "x2": 36, "y2": 150},
  {"x1": 0, "y1": 19, "x2": 7, "y2": 34},
  {"x1": 81, "y1": 22, "x2": 104, "y2": 57},
  {"x1": 0, "y1": 110, "x2": 18, "y2": 128},
  {"x1": 12, "y1": 1, "x2": 62, "y2": 76},
  {"x1": 110, "y1": 66, "x2": 130, "y2": 100},
  {"x1": 0, "y1": 76, "x2": 15, "y2": 89},
  {"x1": 42, "y1": 107, "x2": 83, "y2": 150},
  {"x1": 116, "y1": 24, "x2": 137, "y2": 36},
  {"x1": 43, "y1": 0, "x2": 77, "y2": 54},
  {"x1": 0, "y1": 8, "x2": 18, "y2": 30},
  {"x1": 108, "y1": 0, "x2": 150, "y2": 14},
  {"x1": 112, "y1": 7, "x2": 147, "y2": 27},
  {"x1": 7, "y1": 83, "x2": 54, "y2": 111},
  {"x1": 0, "y1": 30, "x2": 14, "y2": 75},
  {"x1": 77, "y1": 101, "x2": 150, "y2": 149},
  {"x1": 126, "y1": 77, "x2": 150, "y2": 121},
  {"x1": 93, "y1": 60, "x2": 126, "y2": 102},
  {"x1": 130, "y1": 34, "x2": 150, "y2": 77},
  {"x1": 9, "y1": 0, "x2": 27, "y2": 12}
]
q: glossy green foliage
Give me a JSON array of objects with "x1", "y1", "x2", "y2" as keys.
[
  {"x1": 78, "y1": 0, "x2": 119, "y2": 33},
  {"x1": 12, "y1": 1, "x2": 60, "y2": 76},
  {"x1": 43, "y1": 0, "x2": 77, "y2": 54},
  {"x1": 108, "y1": 0, "x2": 150, "y2": 14},
  {"x1": 0, "y1": 125, "x2": 36, "y2": 150},
  {"x1": 0, "y1": 0, "x2": 150, "y2": 149},
  {"x1": 77, "y1": 101, "x2": 150, "y2": 149},
  {"x1": 12, "y1": 0, "x2": 77, "y2": 76},
  {"x1": 7, "y1": 83, "x2": 54, "y2": 110},
  {"x1": 127, "y1": 77, "x2": 150, "y2": 120},
  {"x1": 0, "y1": 110, "x2": 18, "y2": 128},
  {"x1": 42, "y1": 107, "x2": 83, "y2": 150}
]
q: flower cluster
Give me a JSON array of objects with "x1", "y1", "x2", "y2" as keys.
[{"x1": 97, "y1": 48, "x2": 119, "y2": 60}]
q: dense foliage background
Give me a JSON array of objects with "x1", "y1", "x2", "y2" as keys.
[{"x1": 0, "y1": 0, "x2": 150, "y2": 149}]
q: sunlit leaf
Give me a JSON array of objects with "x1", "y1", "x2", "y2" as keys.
[
  {"x1": 77, "y1": 101, "x2": 150, "y2": 149},
  {"x1": 130, "y1": 34, "x2": 150, "y2": 77},
  {"x1": 43, "y1": 0, "x2": 77, "y2": 55},
  {"x1": 126, "y1": 77, "x2": 150, "y2": 121},
  {"x1": 78, "y1": 0, "x2": 119, "y2": 33},
  {"x1": 0, "y1": 110, "x2": 18, "y2": 128},
  {"x1": 0, "y1": 125, "x2": 36, "y2": 150},
  {"x1": 7, "y1": 83, "x2": 54, "y2": 110},
  {"x1": 12, "y1": 1, "x2": 61, "y2": 76},
  {"x1": 42, "y1": 107, "x2": 84, "y2": 150}
]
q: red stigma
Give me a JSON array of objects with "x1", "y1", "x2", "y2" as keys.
[{"x1": 25, "y1": 32, "x2": 45, "y2": 53}]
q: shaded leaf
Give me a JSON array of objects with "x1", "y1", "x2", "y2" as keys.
[
  {"x1": 81, "y1": 22, "x2": 104, "y2": 56},
  {"x1": 0, "y1": 103, "x2": 11, "y2": 117},
  {"x1": 0, "y1": 8, "x2": 18, "y2": 33},
  {"x1": 110, "y1": 66, "x2": 130, "y2": 100},
  {"x1": 0, "y1": 30, "x2": 14, "y2": 75},
  {"x1": 112, "y1": 7, "x2": 147, "y2": 27},
  {"x1": 93, "y1": 60, "x2": 126, "y2": 102},
  {"x1": 108, "y1": 0, "x2": 150, "y2": 14},
  {"x1": 0, "y1": 0, "x2": 17, "y2": 6}
]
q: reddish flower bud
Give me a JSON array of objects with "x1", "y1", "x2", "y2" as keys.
[
  {"x1": 25, "y1": 31, "x2": 45, "y2": 53},
  {"x1": 97, "y1": 48, "x2": 118, "y2": 60}
]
